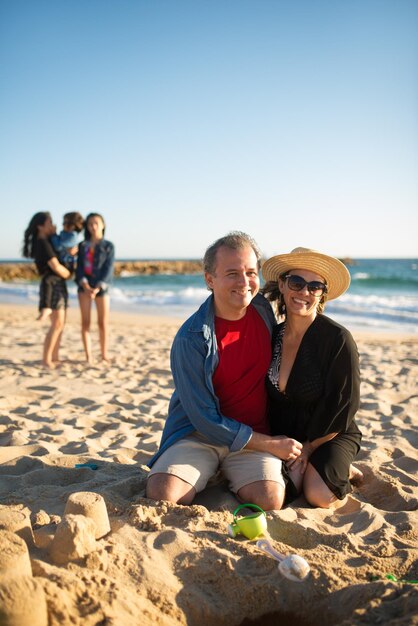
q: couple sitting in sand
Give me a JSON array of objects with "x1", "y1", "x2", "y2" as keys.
[{"x1": 147, "y1": 232, "x2": 362, "y2": 510}]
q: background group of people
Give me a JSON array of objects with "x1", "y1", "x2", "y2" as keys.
[{"x1": 23, "y1": 211, "x2": 115, "y2": 368}]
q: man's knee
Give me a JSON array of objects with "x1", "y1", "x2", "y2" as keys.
[
  {"x1": 237, "y1": 480, "x2": 285, "y2": 511},
  {"x1": 146, "y1": 472, "x2": 196, "y2": 505},
  {"x1": 146, "y1": 473, "x2": 174, "y2": 501}
]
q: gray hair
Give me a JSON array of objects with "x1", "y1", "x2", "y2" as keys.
[{"x1": 203, "y1": 231, "x2": 262, "y2": 275}]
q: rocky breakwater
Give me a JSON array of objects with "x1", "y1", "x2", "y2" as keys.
[
  {"x1": 0, "y1": 260, "x2": 203, "y2": 282},
  {"x1": 116, "y1": 260, "x2": 202, "y2": 276},
  {"x1": 0, "y1": 258, "x2": 353, "y2": 282}
]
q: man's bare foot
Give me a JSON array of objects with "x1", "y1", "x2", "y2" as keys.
[
  {"x1": 349, "y1": 465, "x2": 364, "y2": 487},
  {"x1": 37, "y1": 308, "x2": 52, "y2": 321}
]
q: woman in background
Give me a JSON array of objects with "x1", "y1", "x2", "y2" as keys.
[
  {"x1": 23, "y1": 212, "x2": 71, "y2": 368},
  {"x1": 76, "y1": 213, "x2": 114, "y2": 364},
  {"x1": 262, "y1": 247, "x2": 362, "y2": 508}
]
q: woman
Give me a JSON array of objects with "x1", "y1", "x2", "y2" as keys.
[
  {"x1": 76, "y1": 213, "x2": 114, "y2": 364},
  {"x1": 22, "y1": 212, "x2": 71, "y2": 368},
  {"x1": 262, "y1": 247, "x2": 362, "y2": 508}
]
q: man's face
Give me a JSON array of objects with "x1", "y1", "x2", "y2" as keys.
[{"x1": 205, "y1": 245, "x2": 260, "y2": 320}]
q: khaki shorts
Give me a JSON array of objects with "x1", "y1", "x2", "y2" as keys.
[{"x1": 148, "y1": 434, "x2": 285, "y2": 494}]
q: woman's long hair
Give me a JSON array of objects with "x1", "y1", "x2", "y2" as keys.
[
  {"x1": 22, "y1": 212, "x2": 51, "y2": 259},
  {"x1": 261, "y1": 279, "x2": 286, "y2": 319}
]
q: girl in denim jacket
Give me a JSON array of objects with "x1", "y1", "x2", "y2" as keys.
[{"x1": 76, "y1": 212, "x2": 115, "y2": 364}]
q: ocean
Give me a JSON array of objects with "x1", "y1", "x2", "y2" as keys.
[{"x1": 0, "y1": 258, "x2": 417, "y2": 334}]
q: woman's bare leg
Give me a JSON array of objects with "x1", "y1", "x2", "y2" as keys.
[
  {"x1": 78, "y1": 292, "x2": 93, "y2": 363},
  {"x1": 95, "y1": 295, "x2": 110, "y2": 361},
  {"x1": 43, "y1": 309, "x2": 66, "y2": 368},
  {"x1": 349, "y1": 464, "x2": 364, "y2": 486},
  {"x1": 52, "y1": 309, "x2": 67, "y2": 362},
  {"x1": 303, "y1": 463, "x2": 346, "y2": 509}
]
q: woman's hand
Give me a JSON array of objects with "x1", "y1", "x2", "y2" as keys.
[
  {"x1": 82, "y1": 282, "x2": 100, "y2": 299},
  {"x1": 86, "y1": 286, "x2": 100, "y2": 299},
  {"x1": 286, "y1": 432, "x2": 338, "y2": 475},
  {"x1": 287, "y1": 441, "x2": 314, "y2": 475}
]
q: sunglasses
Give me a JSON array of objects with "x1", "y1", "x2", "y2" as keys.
[{"x1": 284, "y1": 274, "x2": 327, "y2": 296}]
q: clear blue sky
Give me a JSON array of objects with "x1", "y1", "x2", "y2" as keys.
[{"x1": 1, "y1": 0, "x2": 417, "y2": 260}]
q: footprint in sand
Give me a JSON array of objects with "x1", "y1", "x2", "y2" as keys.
[{"x1": 360, "y1": 474, "x2": 418, "y2": 512}]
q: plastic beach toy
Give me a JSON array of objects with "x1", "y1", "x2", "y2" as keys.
[
  {"x1": 75, "y1": 463, "x2": 99, "y2": 470},
  {"x1": 370, "y1": 574, "x2": 418, "y2": 584},
  {"x1": 256, "y1": 539, "x2": 310, "y2": 582},
  {"x1": 227, "y1": 504, "x2": 267, "y2": 540}
]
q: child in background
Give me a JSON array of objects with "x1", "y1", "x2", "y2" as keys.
[
  {"x1": 51, "y1": 212, "x2": 85, "y2": 272},
  {"x1": 37, "y1": 212, "x2": 84, "y2": 321}
]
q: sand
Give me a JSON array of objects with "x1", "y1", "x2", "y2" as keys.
[{"x1": 0, "y1": 302, "x2": 417, "y2": 625}]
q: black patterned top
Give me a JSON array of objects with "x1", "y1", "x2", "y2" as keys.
[{"x1": 266, "y1": 314, "x2": 361, "y2": 443}]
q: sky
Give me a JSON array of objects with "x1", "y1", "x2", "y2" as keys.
[{"x1": 1, "y1": 0, "x2": 417, "y2": 260}]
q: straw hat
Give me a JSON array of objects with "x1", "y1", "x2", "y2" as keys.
[{"x1": 262, "y1": 247, "x2": 351, "y2": 301}]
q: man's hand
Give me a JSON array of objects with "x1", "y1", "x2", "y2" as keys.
[
  {"x1": 245, "y1": 432, "x2": 302, "y2": 462},
  {"x1": 269, "y1": 436, "x2": 303, "y2": 462}
]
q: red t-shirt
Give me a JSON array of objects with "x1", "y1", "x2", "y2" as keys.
[{"x1": 212, "y1": 304, "x2": 271, "y2": 434}]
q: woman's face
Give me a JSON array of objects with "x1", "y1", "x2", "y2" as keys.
[
  {"x1": 37, "y1": 215, "x2": 56, "y2": 238},
  {"x1": 279, "y1": 269, "x2": 326, "y2": 319},
  {"x1": 87, "y1": 216, "x2": 105, "y2": 240}
]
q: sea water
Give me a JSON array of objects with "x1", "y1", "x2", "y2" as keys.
[{"x1": 0, "y1": 258, "x2": 417, "y2": 334}]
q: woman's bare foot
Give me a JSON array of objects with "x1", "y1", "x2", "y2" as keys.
[
  {"x1": 37, "y1": 308, "x2": 52, "y2": 321},
  {"x1": 349, "y1": 465, "x2": 364, "y2": 487},
  {"x1": 42, "y1": 360, "x2": 56, "y2": 370}
]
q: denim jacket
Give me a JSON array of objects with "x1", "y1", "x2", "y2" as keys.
[
  {"x1": 75, "y1": 239, "x2": 115, "y2": 289},
  {"x1": 148, "y1": 292, "x2": 276, "y2": 467}
]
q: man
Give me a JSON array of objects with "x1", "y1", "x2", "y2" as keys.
[{"x1": 146, "y1": 232, "x2": 302, "y2": 510}]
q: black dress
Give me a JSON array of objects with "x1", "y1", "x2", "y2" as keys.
[
  {"x1": 266, "y1": 314, "x2": 362, "y2": 500},
  {"x1": 35, "y1": 239, "x2": 68, "y2": 311}
]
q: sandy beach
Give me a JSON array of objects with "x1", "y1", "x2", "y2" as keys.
[{"x1": 0, "y1": 302, "x2": 417, "y2": 625}]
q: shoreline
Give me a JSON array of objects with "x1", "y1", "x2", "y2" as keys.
[
  {"x1": 0, "y1": 300, "x2": 185, "y2": 326},
  {"x1": 0, "y1": 300, "x2": 416, "y2": 341}
]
